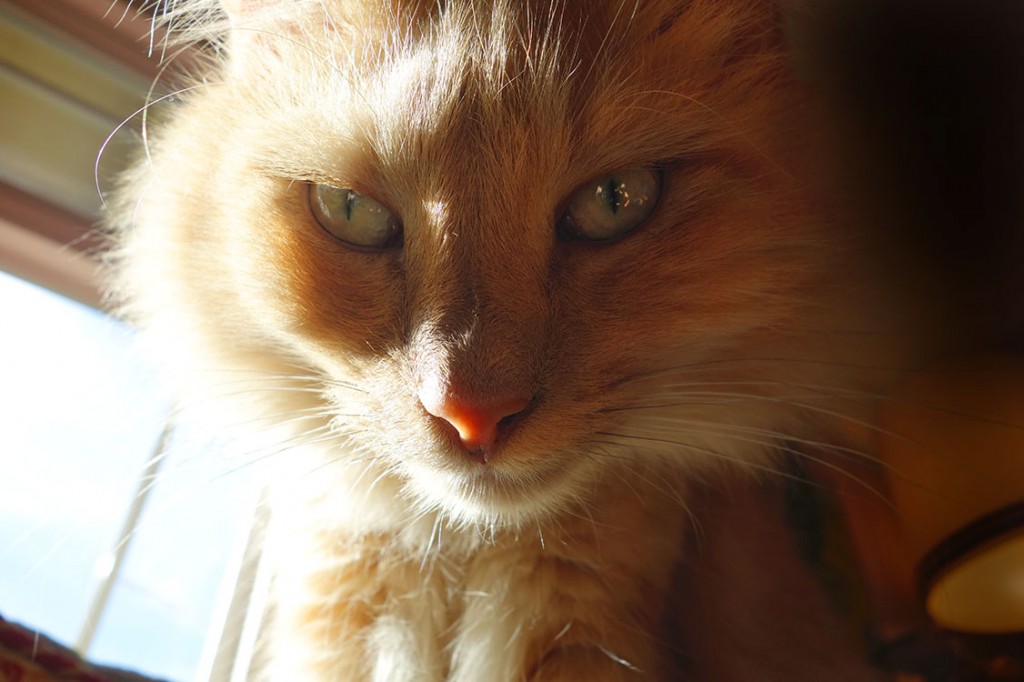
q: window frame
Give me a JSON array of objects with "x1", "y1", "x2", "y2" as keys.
[{"x1": 0, "y1": 2, "x2": 265, "y2": 679}]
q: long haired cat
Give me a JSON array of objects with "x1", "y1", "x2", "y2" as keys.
[{"x1": 105, "y1": 0, "x2": 955, "y2": 679}]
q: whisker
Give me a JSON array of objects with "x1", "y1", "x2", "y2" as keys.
[
  {"x1": 622, "y1": 415, "x2": 885, "y2": 467},
  {"x1": 646, "y1": 378, "x2": 1024, "y2": 431},
  {"x1": 598, "y1": 427, "x2": 897, "y2": 510},
  {"x1": 420, "y1": 513, "x2": 443, "y2": 573},
  {"x1": 595, "y1": 451, "x2": 702, "y2": 540},
  {"x1": 635, "y1": 389, "x2": 919, "y2": 448},
  {"x1": 96, "y1": 82, "x2": 214, "y2": 210},
  {"x1": 604, "y1": 356, "x2": 919, "y2": 391},
  {"x1": 195, "y1": 367, "x2": 366, "y2": 395},
  {"x1": 595, "y1": 430, "x2": 825, "y2": 490}
]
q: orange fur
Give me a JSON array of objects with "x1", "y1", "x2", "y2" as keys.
[{"x1": 105, "y1": 1, "x2": 937, "y2": 678}]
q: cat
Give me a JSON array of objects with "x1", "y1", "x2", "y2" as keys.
[{"x1": 105, "y1": 0, "x2": 958, "y2": 679}]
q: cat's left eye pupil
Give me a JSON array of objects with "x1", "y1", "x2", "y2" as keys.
[
  {"x1": 309, "y1": 184, "x2": 401, "y2": 251},
  {"x1": 342, "y1": 190, "x2": 354, "y2": 219},
  {"x1": 597, "y1": 182, "x2": 617, "y2": 213}
]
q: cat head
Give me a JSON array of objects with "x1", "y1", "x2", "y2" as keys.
[{"x1": 111, "y1": 0, "x2": 910, "y2": 526}]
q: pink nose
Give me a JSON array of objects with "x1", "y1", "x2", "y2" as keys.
[{"x1": 419, "y1": 385, "x2": 530, "y2": 454}]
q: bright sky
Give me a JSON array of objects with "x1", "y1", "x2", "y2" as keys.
[{"x1": 0, "y1": 270, "x2": 258, "y2": 681}]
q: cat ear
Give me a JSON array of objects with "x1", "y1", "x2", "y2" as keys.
[
  {"x1": 216, "y1": 0, "x2": 299, "y2": 77},
  {"x1": 214, "y1": 0, "x2": 410, "y2": 78},
  {"x1": 218, "y1": 0, "x2": 276, "y2": 23}
]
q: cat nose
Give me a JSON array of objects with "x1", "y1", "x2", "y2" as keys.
[{"x1": 418, "y1": 385, "x2": 530, "y2": 456}]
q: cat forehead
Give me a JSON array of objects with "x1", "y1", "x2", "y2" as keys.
[
  {"x1": 238, "y1": 0, "x2": 789, "y2": 191},
  {"x1": 225, "y1": 0, "x2": 781, "y2": 83},
  {"x1": 273, "y1": 2, "x2": 777, "y2": 123}
]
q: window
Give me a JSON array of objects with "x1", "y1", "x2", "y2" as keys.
[
  {"x1": 0, "y1": 271, "x2": 264, "y2": 681},
  {"x1": 0, "y1": 3, "x2": 266, "y2": 679}
]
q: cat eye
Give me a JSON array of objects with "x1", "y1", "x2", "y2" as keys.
[
  {"x1": 558, "y1": 168, "x2": 662, "y2": 242},
  {"x1": 309, "y1": 183, "x2": 402, "y2": 250}
]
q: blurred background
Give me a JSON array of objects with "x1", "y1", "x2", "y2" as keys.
[{"x1": 0, "y1": 2, "x2": 265, "y2": 680}]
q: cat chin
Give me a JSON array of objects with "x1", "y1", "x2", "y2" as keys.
[{"x1": 399, "y1": 456, "x2": 596, "y2": 528}]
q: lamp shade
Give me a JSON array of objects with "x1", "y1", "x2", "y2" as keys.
[{"x1": 877, "y1": 355, "x2": 1024, "y2": 634}]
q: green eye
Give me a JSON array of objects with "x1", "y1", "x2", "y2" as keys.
[
  {"x1": 309, "y1": 184, "x2": 402, "y2": 250},
  {"x1": 559, "y1": 168, "x2": 662, "y2": 242}
]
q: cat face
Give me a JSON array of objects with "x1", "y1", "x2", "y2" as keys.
[{"x1": 116, "y1": 0, "x2": 898, "y2": 526}]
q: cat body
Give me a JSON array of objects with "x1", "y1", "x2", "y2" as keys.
[{"x1": 109, "y1": 0, "x2": 927, "y2": 678}]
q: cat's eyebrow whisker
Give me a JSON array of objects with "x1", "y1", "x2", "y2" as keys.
[
  {"x1": 140, "y1": 36, "x2": 216, "y2": 163},
  {"x1": 94, "y1": 7, "x2": 201, "y2": 202},
  {"x1": 97, "y1": 80, "x2": 217, "y2": 210}
]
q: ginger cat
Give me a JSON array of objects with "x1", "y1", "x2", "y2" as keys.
[{"x1": 107, "y1": 0, "x2": 941, "y2": 679}]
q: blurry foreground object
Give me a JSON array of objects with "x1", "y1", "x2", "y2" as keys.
[
  {"x1": 879, "y1": 355, "x2": 1024, "y2": 635},
  {"x1": 841, "y1": 355, "x2": 1024, "y2": 680}
]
